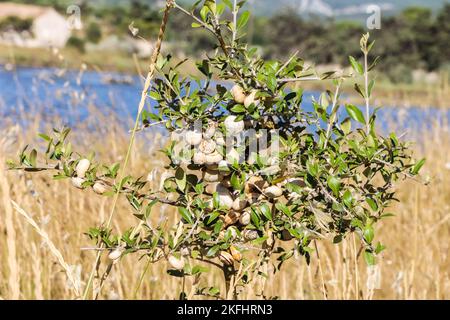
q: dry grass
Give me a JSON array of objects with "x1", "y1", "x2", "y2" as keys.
[{"x1": 0, "y1": 105, "x2": 448, "y2": 300}]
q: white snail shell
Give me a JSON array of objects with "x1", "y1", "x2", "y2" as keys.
[
  {"x1": 230, "y1": 246, "x2": 242, "y2": 262},
  {"x1": 226, "y1": 148, "x2": 240, "y2": 164},
  {"x1": 71, "y1": 177, "x2": 85, "y2": 189},
  {"x1": 231, "y1": 85, "x2": 246, "y2": 104},
  {"x1": 204, "y1": 120, "x2": 217, "y2": 139},
  {"x1": 199, "y1": 139, "x2": 216, "y2": 155},
  {"x1": 232, "y1": 198, "x2": 248, "y2": 211},
  {"x1": 239, "y1": 211, "x2": 251, "y2": 225},
  {"x1": 264, "y1": 185, "x2": 283, "y2": 198},
  {"x1": 193, "y1": 152, "x2": 207, "y2": 165},
  {"x1": 108, "y1": 249, "x2": 123, "y2": 261},
  {"x1": 244, "y1": 90, "x2": 258, "y2": 108},
  {"x1": 243, "y1": 229, "x2": 258, "y2": 241},
  {"x1": 93, "y1": 181, "x2": 107, "y2": 195},
  {"x1": 76, "y1": 159, "x2": 90, "y2": 178},
  {"x1": 168, "y1": 255, "x2": 185, "y2": 270},
  {"x1": 224, "y1": 116, "x2": 245, "y2": 135},
  {"x1": 219, "y1": 251, "x2": 234, "y2": 266},
  {"x1": 205, "y1": 182, "x2": 219, "y2": 195},
  {"x1": 203, "y1": 169, "x2": 223, "y2": 183},
  {"x1": 205, "y1": 151, "x2": 223, "y2": 165},
  {"x1": 185, "y1": 130, "x2": 202, "y2": 146},
  {"x1": 217, "y1": 184, "x2": 233, "y2": 209}
]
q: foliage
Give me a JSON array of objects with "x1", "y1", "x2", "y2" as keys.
[{"x1": 9, "y1": 0, "x2": 424, "y2": 300}]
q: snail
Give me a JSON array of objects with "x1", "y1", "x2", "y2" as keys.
[
  {"x1": 224, "y1": 116, "x2": 245, "y2": 135},
  {"x1": 203, "y1": 169, "x2": 223, "y2": 183},
  {"x1": 231, "y1": 84, "x2": 246, "y2": 104},
  {"x1": 244, "y1": 90, "x2": 258, "y2": 108},
  {"x1": 76, "y1": 158, "x2": 90, "y2": 178},
  {"x1": 185, "y1": 129, "x2": 202, "y2": 146},
  {"x1": 203, "y1": 120, "x2": 217, "y2": 139},
  {"x1": 71, "y1": 177, "x2": 85, "y2": 189},
  {"x1": 205, "y1": 151, "x2": 223, "y2": 165},
  {"x1": 93, "y1": 181, "x2": 107, "y2": 195},
  {"x1": 217, "y1": 184, "x2": 233, "y2": 209},
  {"x1": 225, "y1": 148, "x2": 240, "y2": 164},
  {"x1": 232, "y1": 198, "x2": 248, "y2": 211},
  {"x1": 223, "y1": 211, "x2": 240, "y2": 227},
  {"x1": 108, "y1": 249, "x2": 123, "y2": 261},
  {"x1": 230, "y1": 246, "x2": 242, "y2": 262},
  {"x1": 199, "y1": 139, "x2": 217, "y2": 155},
  {"x1": 239, "y1": 211, "x2": 251, "y2": 225},
  {"x1": 193, "y1": 152, "x2": 207, "y2": 165},
  {"x1": 219, "y1": 251, "x2": 234, "y2": 266},
  {"x1": 264, "y1": 185, "x2": 283, "y2": 198},
  {"x1": 168, "y1": 255, "x2": 185, "y2": 270}
]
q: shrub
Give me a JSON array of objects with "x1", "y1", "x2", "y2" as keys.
[
  {"x1": 67, "y1": 36, "x2": 86, "y2": 53},
  {"x1": 9, "y1": 0, "x2": 424, "y2": 300},
  {"x1": 86, "y1": 22, "x2": 102, "y2": 44}
]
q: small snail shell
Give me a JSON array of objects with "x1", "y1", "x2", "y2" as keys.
[
  {"x1": 226, "y1": 226, "x2": 239, "y2": 239},
  {"x1": 71, "y1": 177, "x2": 85, "y2": 189},
  {"x1": 232, "y1": 198, "x2": 248, "y2": 211},
  {"x1": 224, "y1": 116, "x2": 245, "y2": 135},
  {"x1": 76, "y1": 159, "x2": 90, "y2": 178},
  {"x1": 225, "y1": 148, "x2": 240, "y2": 164},
  {"x1": 230, "y1": 246, "x2": 242, "y2": 262},
  {"x1": 205, "y1": 182, "x2": 219, "y2": 195},
  {"x1": 199, "y1": 139, "x2": 217, "y2": 155},
  {"x1": 219, "y1": 251, "x2": 234, "y2": 266},
  {"x1": 244, "y1": 90, "x2": 258, "y2": 108},
  {"x1": 223, "y1": 211, "x2": 240, "y2": 227},
  {"x1": 180, "y1": 247, "x2": 190, "y2": 257},
  {"x1": 108, "y1": 249, "x2": 123, "y2": 261},
  {"x1": 243, "y1": 229, "x2": 258, "y2": 241},
  {"x1": 204, "y1": 120, "x2": 217, "y2": 139},
  {"x1": 185, "y1": 130, "x2": 202, "y2": 146},
  {"x1": 193, "y1": 152, "x2": 207, "y2": 165},
  {"x1": 264, "y1": 185, "x2": 283, "y2": 198},
  {"x1": 205, "y1": 151, "x2": 223, "y2": 165},
  {"x1": 239, "y1": 211, "x2": 251, "y2": 225},
  {"x1": 217, "y1": 184, "x2": 233, "y2": 209},
  {"x1": 231, "y1": 85, "x2": 246, "y2": 104},
  {"x1": 93, "y1": 181, "x2": 107, "y2": 195},
  {"x1": 168, "y1": 255, "x2": 185, "y2": 270},
  {"x1": 203, "y1": 169, "x2": 223, "y2": 183}
]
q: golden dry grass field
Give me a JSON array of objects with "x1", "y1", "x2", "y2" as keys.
[{"x1": 0, "y1": 105, "x2": 448, "y2": 300}]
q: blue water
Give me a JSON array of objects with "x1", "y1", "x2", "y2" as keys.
[{"x1": 0, "y1": 66, "x2": 448, "y2": 136}]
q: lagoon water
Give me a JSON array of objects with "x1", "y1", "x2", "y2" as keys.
[{"x1": 0, "y1": 67, "x2": 448, "y2": 137}]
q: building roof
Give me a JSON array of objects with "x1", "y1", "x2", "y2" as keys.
[{"x1": 0, "y1": 2, "x2": 55, "y2": 20}]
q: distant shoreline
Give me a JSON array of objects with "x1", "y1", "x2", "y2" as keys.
[{"x1": 1, "y1": 45, "x2": 448, "y2": 109}]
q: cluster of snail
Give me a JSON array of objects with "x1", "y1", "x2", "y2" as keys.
[
  {"x1": 71, "y1": 159, "x2": 108, "y2": 195},
  {"x1": 166, "y1": 85, "x2": 289, "y2": 268}
]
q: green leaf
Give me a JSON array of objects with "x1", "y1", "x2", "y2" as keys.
[
  {"x1": 345, "y1": 104, "x2": 365, "y2": 124},
  {"x1": 237, "y1": 11, "x2": 250, "y2": 29},
  {"x1": 363, "y1": 225, "x2": 374, "y2": 243},
  {"x1": 259, "y1": 203, "x2": 272, "y2": 220},
  {"x1": 327, "y1": 176, "x2": 341, "y2": 196},
  {"x1": 179, "y1": 207, "x2": 193, "y2": 224},
  {"x1": 366, "y1": 198, "x2": 378, "y2": 211},
  {"x1": 343, "y1": 190, "x2": 353, "y2": 208},
  {"x1": 349, "y1": 56, "x2": 363, "y2": 75},
  {"x1": 364, "y1": 250, "x2": 376, "y2": 266},
  {"x1": 411, "y1": 158, "x2": 425, "y2": 175}
]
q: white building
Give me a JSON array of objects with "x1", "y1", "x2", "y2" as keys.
[{"x1": 0, "y1": 2, "x2": 71, "y2": 48}]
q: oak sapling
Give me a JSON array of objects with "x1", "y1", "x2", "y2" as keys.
[{"x1": 9, "y1": 0, "x2": 425, "y2": 300}]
